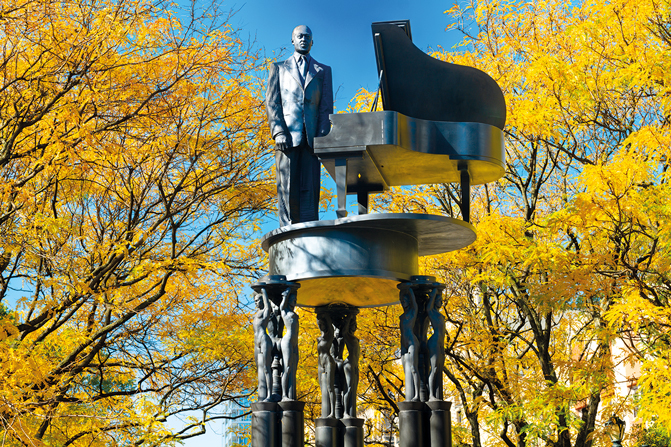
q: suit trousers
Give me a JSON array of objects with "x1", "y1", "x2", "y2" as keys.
[{"x1": 275, "y1": 141, "x2": 321, "y2": 227}]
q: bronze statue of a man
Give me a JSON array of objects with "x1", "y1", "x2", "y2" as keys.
[{"x1": 266, "y1": 25, "x2": 333, "y2": 227}]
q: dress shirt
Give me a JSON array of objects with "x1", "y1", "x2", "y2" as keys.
[{"x1": 293, "y1": 52, "x2": 311, "y2": 85}]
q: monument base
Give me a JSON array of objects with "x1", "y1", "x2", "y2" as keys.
[
  {"x1": 397, "y1": 401, "x2": 453, "y2": 447},
  {"x1": 398, "y1": 401, "x2": 426, "y2": 447},
  {"x1": 279, "y1": 401, "x2": 305, "y2": 447},
  {"x1": 427, "y1": 400, "x2": 452, "y2": 447},
  {"x1": 314, "y1": 417, "x2": 365, "y2": 447},
  {"x1": 252, "y1": 401, "x2": 306, "y2": 447},
  {"x1": 342, "y1": 417, "x2": 364, "y2": 447},
  {"x1": 315, "y1": 418, "x2": 339, "y2": 447},
  {"x1": 251, "y1": 402, "x2": 279, "y2": 447}
]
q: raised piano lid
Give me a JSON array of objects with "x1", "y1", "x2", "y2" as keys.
[
  {"x1": 314, "y1": 21, "x2": 507, "y2": 195},
  {"x1": 372, "y1": 20, "x2": 506, "y2": 129}
]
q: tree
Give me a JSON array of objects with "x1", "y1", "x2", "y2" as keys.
[{"x1": 0, "y1": 0, "x2": 273, "y2": 445}]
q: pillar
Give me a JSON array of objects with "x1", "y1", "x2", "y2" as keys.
[
  {"x1": 398, "y1": 401, "x2": 426, "y2": 447},
  {"x1": 315, "y1": 418, "x2": 339, "y2": 447},
  {"x1": 251, "y1": 402, "x2": 279, "y2": 447},
  {"x1": 427, "y1": 401, "x2": 452, "y2": 447},
  {"x1": 342, "y1": 417, "x2": 364, "y2": 447},
  {"x1": 279, "y1": 400, "x2": 305, "y2": 447}
]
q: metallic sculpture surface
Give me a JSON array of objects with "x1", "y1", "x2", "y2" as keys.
[
  {"x1": 252, "y1": 18, "x2": 508, "y2": 447},
  {"x1": 399, "y1": 277, "x2": 446, "y2": 402},
  {"x1": 427, "y1": 287, "x2": 446, "y2": 401},
  {"x1": 280, "y1": 287, "x2": 300, "y2": 401},
  {"x1": 397, "y1": 277, "x2": 451, "y2": 447},
  {"x1": 314, "y1": 20, "x2": 506, "y2": 221},
  {"x1": 251, "y1": 277, "x2": 300, "y2": 402},
  {"x1": 342, "y1": 313, "x2": 359, "y2": 418},
  {"x1": 251, "y1": 277, "x2": 305, "y2": 447},
  {"x1": 315, "y1": 304, "x2": 360, "y2": 419},
  {"x1": 266, "y1": 25, "x2": 333, "y2": 227},
  {"x1": 313, "y1": 304, "x2": 365, "y2": 447},
  {"x1": 371, "y1": 20, "x2": 506, "y2": 129},
  {"x1": 316, "y1": 310, "x2": 336, "y2": 417},
  {"x1": 262, "y1": 213, "x2": 475, "y2": 307},
  {"x1": 253, "y1": 290, "x2": 274, "y2": 401},
  {"x1": 315, "y1": 112, "x2": 505, "y2": 188},
  {"x1": 399, "y1": 284, "x2": 420, "y2": 401},
  {"x1": 332, "y1": 315, "x2": 346, "y2": 418}
]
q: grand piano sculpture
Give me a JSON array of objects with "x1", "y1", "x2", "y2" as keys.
[{"x1": 251, "y1": 21, "x2": 506, "y2": 447}]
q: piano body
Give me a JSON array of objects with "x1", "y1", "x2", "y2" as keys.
[{"x1": 314, "y1": 20, "x2": 506, "y2": 220}]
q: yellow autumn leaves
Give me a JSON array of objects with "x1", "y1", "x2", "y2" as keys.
[
  {"x1": 0, "y1": 0, "x2": 272, "y2": 445},
  {"x1": 2, "y1": 0, "x2": 671, "y2": 445},
  {"x1": 342, "y1": 0, "x2": 671, "y2": 445}
]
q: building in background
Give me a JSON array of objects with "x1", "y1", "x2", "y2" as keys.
[{"x1": 221, "y1": 399, "x2": 251, "y2": 446}]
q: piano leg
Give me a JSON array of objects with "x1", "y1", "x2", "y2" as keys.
[
  {"x1": 335, "y1": 158, "x2": 348, "y2": 219},
  {"x1": 459, "y1": 164, "x2": 470, "y2": 223},
  {"x1": 357, "y1": 191, "x2": 368, "y2": 215}
]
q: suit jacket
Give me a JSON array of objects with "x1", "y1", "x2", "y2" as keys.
[{"x1": 266, "y1": 55, "x2": 333, "y2": 148}]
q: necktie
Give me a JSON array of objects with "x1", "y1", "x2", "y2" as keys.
[{"x1": 298, "y1": 56, "x2": 307, "y2": 85}]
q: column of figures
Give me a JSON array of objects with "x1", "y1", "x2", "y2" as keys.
[
  {"x1": 398, "y1": 276, "x2": 452, "y2": 447},
  {"x1": 251, "y1": 277, "x2": 304, "y2": 447}
]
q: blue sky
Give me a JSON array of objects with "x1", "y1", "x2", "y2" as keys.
[{"x1": 229, "y1": 0, "x2": 463, "y2": 111}]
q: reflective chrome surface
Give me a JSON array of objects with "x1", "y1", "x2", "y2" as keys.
[
  {"x1": 314, "y1": 111, "x2": 504, "y2": 195},
  {"x1": 261, "y1": 214, "x2": 475, "y2": 307}
]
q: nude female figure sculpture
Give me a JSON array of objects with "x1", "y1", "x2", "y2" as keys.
[
  {"x1": 280, "y1": 287, "x2": 299, "y2": 401},
  {"x1": 343, "y1": 314, "x2": 360, "y2": 418},
  {"x1": 399, "y1": 286, "x2": 420, "y2": 401},
  {"x1": 331, "y1": 316, "x2": 346, "y2": 417},
  {"x1": 316, "y1": 311, "x2": 336, "y2": 417},
  {"x1": 426, "y1": 286, "x2": 446, "y2": 401},
  {"x1": 253, "y1": 290, "x2": 273, "y2": 401}
]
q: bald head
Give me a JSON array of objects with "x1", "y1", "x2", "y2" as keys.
[{"x1": 292, "y1": 25, "x2": 313, "y2": 55}]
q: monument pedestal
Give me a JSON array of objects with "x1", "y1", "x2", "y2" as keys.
[
  {"x1": 342, "y1": 417, "x2": 364, "y2": 447},
  {"x1": 314, "y1": 416, "x2": 364, "y2": 447},
  {"x1": 427, "y1": 401, "x2": 452, "y2": 447},
  {"x1": 251, "y1": 17, "x2": 505, "y2": 447},
  {"x1": 252, "y1": 401, "x2": 306, "y2": 447},
  {"x1": 262, "y1": 214, "x2": 475, "y2": 308},
  {"x1": 397, "y1": 401, "x2": 452, "y2": 447},
  {"x1": 398, "y1": 401, "x2": 426, "y2": 447},
  {"x1": 251, "y1": 402, "x2": 279, "y2": 447},
  {"x1": 315, "y1": 418, "x2": 339, "y2": 447},
  {"x1": 279, "y1": 401, "x2": 305, "y2": 447}
]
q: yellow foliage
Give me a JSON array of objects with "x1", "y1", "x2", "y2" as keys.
[
  {"x1": 0, "y1": 0, "x2": 273, "y2": 445},
  {"x1": 349, "y1": 0, "x2": 671, "y2": 444}
]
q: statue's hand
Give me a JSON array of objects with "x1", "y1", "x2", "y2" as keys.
[
  {"x1": 274, "y1": 134, "x2": 290, "y2": 151},
  {"x1": 269, "y1": 299, "x2": 279, "y2": 314}
]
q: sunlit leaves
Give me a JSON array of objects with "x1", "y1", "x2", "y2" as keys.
[
  {"x1": 0, "y1": 0, "x2": 272, "y2": 445},
  {"x1": 347, "y1": 0, "x2": 671, "y2": 444}
]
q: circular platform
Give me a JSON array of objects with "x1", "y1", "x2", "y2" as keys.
[{"x1": 261, "y1": 213, "x2": 475, "y2": 307}]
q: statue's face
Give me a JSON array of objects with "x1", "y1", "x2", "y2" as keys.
[
  {"x1": 254, "y1": 293, "x2": 263, "y2": 309},
  {"x1": 292, "y1": 25, "x2": 313, "y2": 55}
]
